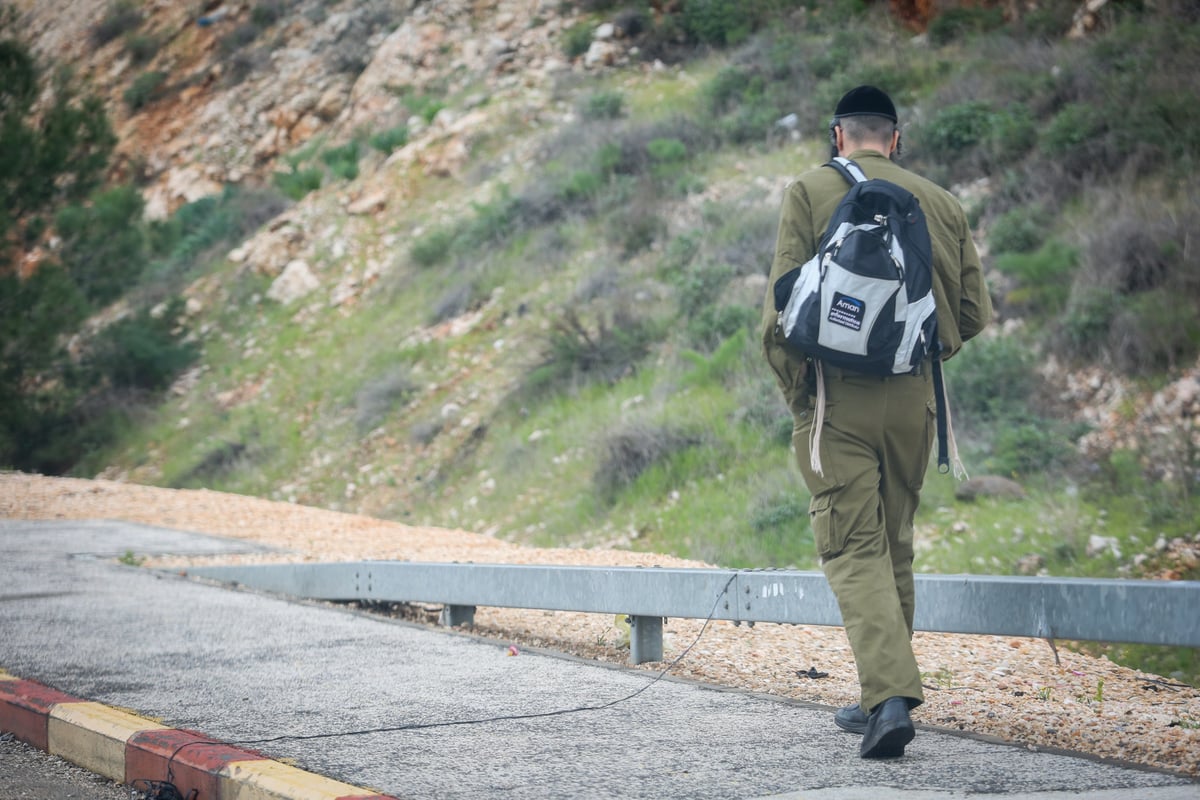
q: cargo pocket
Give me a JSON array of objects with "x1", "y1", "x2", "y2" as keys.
[
  {"x1": 810, "y1": 492, "x2": 848, "y2": 561},
  {"x1": 909, "y1": 398, "x2": 937, "y2": 491}
]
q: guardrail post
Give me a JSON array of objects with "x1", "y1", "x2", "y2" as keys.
[
  {"x1": 629, "y1": 615, "x2": 663, "y2": 665},
  {"x1": 440, "y1": 604, "x2": 475, "y2": 627}
]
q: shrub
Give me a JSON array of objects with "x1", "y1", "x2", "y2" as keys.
[
  {"x1": 86, "y1": 301, "x2": 198, "y2": 391},
  {"x1": 1041, "y1": 102, "x2": 1106, "y2": 159},
  {"x1": 609, "y1": 203, "x2": 663, "y2": 257},
  {"x1": 522, "y1": 309, "x2": 656, "y2": 400},
  {"x1": 927, "y1": 6, "x2": 1005, "y2": 45},
  {"x1": 321, "y1": 140, "x2": 361, "y2": 181},
  {"x1": 123, "y1": 70, "x2": 167, "y2": 111},
  {"x1": 123, "y1": 33, "x2": 162, "y2": 65},
  {"x1": 272, "y1": 167, "x2": 322, "y2": 201},
  {"x1": 943, "y1": 335, "x2": 1037, "y2": 427},
  {"x1": 563, "y1": 22, "x2": 594, "y2": 59},
  {"x1": 55, "y1": 184, "x2": 147, "y2": 306},
  {"x1": 218, "y1": 22, "x2": 261, "y2": 57},
  {"x1": 251, "y1": 0, "x2": 285, "y2": 27},
  {"x1": 685, "y1": 304, "x2": 756, "y2": 353},
  {"x1": 91, "y1": 1, "x2": 142, "y2": 47},
  {"x1": 675, "y1": 261, "x2": 733, "y2": 311},
  {"x1": 581, "y1": 90, "x2": 625, "y2": 120},
  {"x1": 429, "y1": 282, "x2": 476, "y2": 324},
  {"x1": 369, "y1": 125, "x2": 409, "y2": 153},
  {"x1": 994, "y1": 239, "x2": 1078, "y2": 313},
  {"x1": 409, "y1": 227, "x2": 456, "y2": 267},
  {"x1": 593, "y1": 419, "x2": 700, "y2": 503},
  {"x1": 988, "y1": 206, "x2": 1046, "y2": 255},
  {"x1": 355, "y1": 367, "x2": 417, "y2": 434},
  {"x1": 400, "y1": 91, "x2": 446, "y2": 124},
  {"x1": 920, "y1": 101, "x2": 994, "y2": 158},
  {"x1": 1059, "y1": 195, "x2": 1200, "y2": 373},
  {"x1": 988, "y1": 422, "x2": 1077, "y2": 477},
  {"x1": 683, "y1": 0, "x2": 752, "y2": 47},
  {"x1": 1105, "y1": 289, "x2": 1200, "y2": 374}
]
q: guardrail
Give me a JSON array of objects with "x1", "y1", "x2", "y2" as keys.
[{"x1": 186, "y1": 562, "x2": 1200, "y2": 664}]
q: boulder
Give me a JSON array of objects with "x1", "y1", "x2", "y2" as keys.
[{"x1": 267, "y1": 259, "x2": 319, "y2": 305}]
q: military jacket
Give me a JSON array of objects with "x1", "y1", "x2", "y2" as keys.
[{"x1": 761, "y1": 150, "x2": 993, "y2": 407}]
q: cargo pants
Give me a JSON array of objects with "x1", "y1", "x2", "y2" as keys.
[{"x1": 793, "y1": 363, "x2": 934, "y2": 713}]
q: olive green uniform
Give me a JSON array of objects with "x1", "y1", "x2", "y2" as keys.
[{"x1": 761, "y1": 150, "x2": 992, "y2": 714}]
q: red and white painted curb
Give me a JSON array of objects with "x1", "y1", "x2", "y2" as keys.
[{"x1": 0, "y1": 671, "x2": 400, "y2": 800}]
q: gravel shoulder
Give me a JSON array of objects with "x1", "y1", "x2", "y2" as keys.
[{"x1": 3, "y1": 471, "x2": 1197, "y2": 779}]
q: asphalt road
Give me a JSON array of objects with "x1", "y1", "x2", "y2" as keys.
[{"x1": 0, "y1": 518, "x2": 1197, "y2": 799}]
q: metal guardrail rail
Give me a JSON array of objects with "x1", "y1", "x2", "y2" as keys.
[{"x1": 186, "y1": 562, "x2": 1200, "y2": 664}]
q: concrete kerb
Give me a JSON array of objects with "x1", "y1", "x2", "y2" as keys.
[{"x1": 0, "y1": 670, "x2": 399, "y2": 800}]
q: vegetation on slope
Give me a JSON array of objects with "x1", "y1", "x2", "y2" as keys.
[{"x1": 2, "y1": 0, "x2": 1198, "y2": 680}]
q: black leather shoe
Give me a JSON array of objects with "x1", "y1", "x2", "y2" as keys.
[
  {"x1": 834, "y1": 703, "x2": 868, "y2": 734},
  {"x1": 860, "y1": 697, "x2": 915, "y2": 759}
]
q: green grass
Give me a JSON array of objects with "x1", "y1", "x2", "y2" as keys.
[{"x1": 90, "y1": 6, "x2": 1200, "y2": 686}]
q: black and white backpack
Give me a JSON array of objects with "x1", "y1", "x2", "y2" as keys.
[
  {"x1": 773, "y1": 157, "x2": 937, "y2": 376},
  {"x1": 773, "y1": 157, "x2": 962, "y2": 477}
]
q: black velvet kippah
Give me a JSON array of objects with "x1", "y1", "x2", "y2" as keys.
[{"x1": 834, "y1": 85, "x2": 898, "y2": 123}]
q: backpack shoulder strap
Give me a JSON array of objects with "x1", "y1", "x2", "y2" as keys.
[{"x1": 825, "y1": 156, "x2": 868, "y2": 186}]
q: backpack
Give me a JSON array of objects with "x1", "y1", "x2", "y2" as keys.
[
  {"x1": 773, "y1": 157, "x2": 961, "y2": 477},
  {"x1": 772, "y1": 157, "x2": 937, "y2": 376}
]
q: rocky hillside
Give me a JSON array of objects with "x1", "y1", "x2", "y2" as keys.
[{"x1": 5, "y1": 1, "x2": 1198, "y2": 597}]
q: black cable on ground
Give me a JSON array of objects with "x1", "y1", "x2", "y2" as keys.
[{"x1": 135, "y1": 573, "x2": 739, "y2": 798}]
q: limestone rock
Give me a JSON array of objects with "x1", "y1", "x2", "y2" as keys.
[{"x1": 266, "y1": 259, "x2": 319, "y2": 305}]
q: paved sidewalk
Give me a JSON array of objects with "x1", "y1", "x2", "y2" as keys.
[{"x1": 0, "y1": 519, "x2": 1196, "y2": 799}]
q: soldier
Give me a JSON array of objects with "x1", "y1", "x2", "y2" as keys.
[{"x1": 761, "y1": 85, "x2": 992, "y2": 758}]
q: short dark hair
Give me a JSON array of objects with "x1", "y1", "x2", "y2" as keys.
[{"x1": 835, "y1": 114, "x2": 896, "y2": 143}]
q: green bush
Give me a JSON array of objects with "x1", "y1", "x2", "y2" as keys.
[
  {"x1": 369, "y1": 125, "x2": 409, "y2": 153},
  {"x1": 1041, "y1": 102, "x2": 1106, "y2": 158},
  {"x1": 91, "y1": 1, "x2": 142, "y2": 47},
  {"x1": 989, "y1": 103, "x2": 1037, "y2": 162},
  {"x1": 55, "y1": 184, "x2": 147, "y2": 306},
  {"x1": 123, "y1": 70, "x2": 167, "y2": 111},
  {"x1": 272, "y1": 167, "x2": 322, "y2": 201},
  {"x1": 321, "y1": 140, "x2": 361, "y2": 181},
  {"x1": 409, "y1": 227, "x2": 456, "y2": 267},
  {"x1": 995, "y1": 239, "x2": 1078, "y2": 313},
  {"x1": 685, "y1": 305, "x2": 756, "y2": 353},
  {"x1": 609, "y1": 204, "x2": 664, "y2": 257},
  {"x1": 988, "y1": 206, "x2": 1046, "y2": 255},
  {"x1": 1107, "y1": 289, "x2": 1200, "y2": 374},
  {"x1": 944, "y1": 335, "x2": 1037, "y2": 426},
  {"x1": 123, "y1": 33, "x2": 162, "y2": 65},
  {"x1": 927, "y1": 6, "x2": 1005, "y2": 45},
  {"x1": 86, "y1": 301, "x2": 198, "y2": 391},
  {"x1": 593, "y1": 419, "x2": 700, "y2": 504},
  {"x1": 683, "y1": 0, "x2": 751, "y2": 46},
  {"x1": 522, "y1": 309, "x2": 656, "y2": 401},
  {"x1": 0, "y1": 40, "x2": 115, "y2": 240},
  {"x1": 988, "y1": 422, "x2": 1077, "y2": 477},
  {"x1": 251, "y1": 0, "x2": 284, "y2": 27},
  {"x1": 581, "y1": 90, "x2": 625, "y2": 120},
  {"x1": 563, "y1": 22, "x2": 594, "y2": 59},
  {"x1": 920, "y1": 101, "x2": 994, "y2": 157}
]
